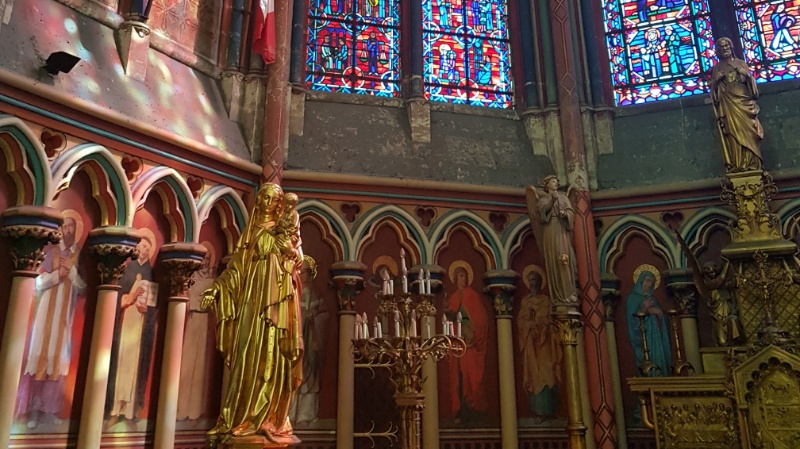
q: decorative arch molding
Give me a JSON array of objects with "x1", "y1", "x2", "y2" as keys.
[
  {"x1": 298, "y1": 199, "x2": 354, "y2": 261},
  {"x1": 598, "y1": 214, "x2": 679, "y2": 273},
  {"x1": 197, "y1": 185, "x2": 249, "y2": 254},
  {"x1": 429, "y1": 209, "x2": 503, "y2": 269},
  {"x1": 503, "y1": 215, "x2": 534, "y2": 268},
  {"x1": 677, "y1": 207, "x2": 735, "y2": 265},
  {"x1": 300, "y1": 212, "x2": 347, "y2": 262},
  {"x1": 50, "y1": 143, "x2": 132, "y2": 226},
  {"x1": 356, "y1": 215, "x2": 424, "y2": 267},
  {"x1": 0, "y1": 115, "x2": 51, "y2": 206},
  {"x1": 777, "y1": 198, "x2": 800, "y2": 239},
  {"x1": 432, "y1": 220, "x2": 499, "y2": 271},
  {"x1": 131, "y1": 167, "x2": 199, "y2": 242},
  {"x1": 352, "y1": 205, "x2": 428, "y2": 264}
]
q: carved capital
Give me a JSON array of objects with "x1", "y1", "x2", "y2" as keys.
[
  {"x1": 159, "y1": 243, "x2": 207, "y2": 298},
  {"x1": 482, "y1": 270, "x2": 519, "y2": 317},
  {"x1": 88, "y1": 227, "x2": 141, "y2": 286},
  {"x1": 0, "y1": 206, "x2": 64, "y2": 272},
  {"x1": 554, "y1": 310, "x2": 583, "y2": 345},
  {"x1": 331, "y1": 261, "x2": 368, "y2": 312},
  {"x1": 600, "y1": 273, "x2": 622, "y2": 322}
]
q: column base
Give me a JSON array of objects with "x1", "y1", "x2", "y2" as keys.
[{"x1": 216, "y1": 434, "x2": 301, "y2": 449}]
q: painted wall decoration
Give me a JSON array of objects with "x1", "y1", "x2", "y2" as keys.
[
  {"x1": 422, "y1": 0, "x2": 513, "y2": 108},
  {"x1": 736, "y1": 0, "x2": 800, "y2": 83},
  {"x1": 517, "y1": 265, "x2": 562, "y2": 424},
  {"x1": 602, "y1": 0, "x2": 715, "y2": 105},
  {"x1": 149, "y1": 0, "x2": 223, "y2": 62},
  {"x1": 15, "y1": 208, "x2": 88, "y2": 433},
  {"x1": 306, "y1": 0, "x2": 401, "y2": 96}
]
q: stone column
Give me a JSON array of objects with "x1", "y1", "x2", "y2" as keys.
[
  {"x1": 77, "y1": 227, "x2": 141, "y2": 449},
  {"x1": 554, "y1": 310, "x2": 587, "y2": 449},
  {"x1": 600, "y1": 274, "x2": 627, "y2": 449},
  {"x1": 0, "y1": 206, "x2": 63, "y2": 449},
  {"x1": 330, "y1": 261, "x2": 367, "y2": 449},
  {"x1": 261, "y1": 0, "x2": 294, "y2": 182},
  {"x1": 153, "y1": 243, "x2": 206, "y2": 449},
  {"x1": 664, "y1": 269, "x2": 702, "y2": 374},
  {"x1": 483, "y1": 270, "x2": 519, "y2": 449}
]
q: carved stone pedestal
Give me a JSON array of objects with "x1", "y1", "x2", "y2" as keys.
[{"x1": 219, "y1": 434, "x2": 301, "y2": 449}]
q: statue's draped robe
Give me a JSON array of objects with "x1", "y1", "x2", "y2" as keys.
[
  {"x1": 532, "y1": 191, "x2": 578, "y2": 304},
  {"x1": 518, "y1": 292, "x2": 562, "y2": 416},
  {"x1": 445, "y1": 286, "x2": 489, "y2": 415},
  {"x1": 214, "y1": 225, "x2": 302, "y2": 436},
  {"x1": 711, "y1": 58, "x2": 764, "y2": 172}
]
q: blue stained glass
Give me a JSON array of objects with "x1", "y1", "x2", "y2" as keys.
[
  {"x1": 735, "y1": 0, "x2": 800, "y2": 84},
  {"x1": 422, "y1": 0, "x2": 513, "y2": 108},
  {"x1": 603, "y1": 0, "x2": 715, "y2": 105},
  {"x1": 306, "y1": 0, "x2": 401, "y2": 96}
]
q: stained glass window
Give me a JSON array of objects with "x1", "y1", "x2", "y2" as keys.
[
  {"x1": 603, "y1": 0, "x2": 715, "y2": 105},
  {"x1": 306, "y1": 0, "x2": 401, "y2": 96},
  {"x1": 422, "y1": 0, "x2": 513, "y2": 108},
  {"x1": 735, "y1": 0, "x2": 800, "y2": 83}
]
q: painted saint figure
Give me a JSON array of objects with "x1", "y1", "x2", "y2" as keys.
[
  {"x1": 711, "y1": 37, "x2": 764, "y2": 173},
  {"x1": 289, "y1": 256, "x2": 329, "y2": 426},
  {"x1": 625, "y1": 267, "x2": 672, "y2": 376},
  {"x1": 177, "y1": 241, "x2": 217, "y2": 421},
  {"x1": 106, "y1": 228, "x2": 158, "y2": 430},
  {"x1": 321, "y1": 35, "x2": 335, "y2": 70},
  {"x1": 664, "y1": 26, "x2": 684, "y2": 75},
  {"x1": 637, "y1": 0, "x2": 686, "y2": 22},
  {"x1": 641, "y1": 28, "x2": 664, "y2": 79},
  {"x1": 335, "y1": 36, "x2": 348, "y2": 71},
  {"x1": 17, "y1": 210, "x2": 86, "y2": 429},
  {"x1": 438, "y1": 0, "x2": 451, "y2": 26},
  {"x1": 366, "y1": 32, "x2": 381, "y2": 75},
  {"x1": 517, "y1": 268, "x2": 561, "y2": 423},
  {"x1": 202, "y1": 183, "x2": 303, "y2": 441},
  {"x1": 444, "y1": 262, "x2": 489, "y2": 424}
]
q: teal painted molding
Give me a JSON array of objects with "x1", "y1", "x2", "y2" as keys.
[{"x1": 1, "y1": 125, "x2": 45, "y2": 205}]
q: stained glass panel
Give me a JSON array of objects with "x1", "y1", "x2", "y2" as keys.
[
  {"x1": 306, "y1": 0, "x2": 401, "y2": 97},
  {"x1": 423, "y1": 0, "x2": 513, "y2": 108},
  {"x1": 602, "y1": 0, "x2": 715, "y2": 105},
  {"x1": 735, "y1": 0, "x2": 800, "y2": 83}
]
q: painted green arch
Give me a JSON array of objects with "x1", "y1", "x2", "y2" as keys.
[
  {"x1": 598, "y1": 214, "x2": 678, "y2": 273},
  {"x1": 1, "y1": 126, "x2": 46, "y2": 205}
]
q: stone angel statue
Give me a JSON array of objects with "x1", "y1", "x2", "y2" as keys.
[
  {"x1": 675, "y1": 232, "x2": 743, "y2": 347},
  {"x1": 525, "y1": 175, "x2": 579, "y2": 304}
]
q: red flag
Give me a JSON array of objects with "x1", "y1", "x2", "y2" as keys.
[{"x1": 253, "y1": 0, "x2": 276, "y2": 64}]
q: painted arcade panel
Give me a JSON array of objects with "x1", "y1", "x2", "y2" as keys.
[
  {"x1": 291, "y1": 215, "x2": 342, "y2": 429},
  {"x1": 607, "y1": 226, "x2": 674, "y2": 428},
  {"x1": 508, "y1": 229, "x2": 568, "y2": 428},
  {"x1": 12, "y1": 170, "x2": 99, "y2": 434},
  {"x1": 435, "y1": 226, "x2": 500, "y2": 428}
]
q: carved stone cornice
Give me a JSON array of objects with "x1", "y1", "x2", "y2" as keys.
[
  {"x1": 330, "y1": 261, "x2": 368, "y2": 312},
  {"x1": 159, "y1": 242, "x2": 207, "y2": 299},
  {"x1": 0, "y1": 206, "x2": 64, "y2": 272},
  {"x1": 482, "y1": 269, "x2": 519, "y2": 318},
  {"x1": 87, "y1": 227, "x2": 141, "y2": 286}
]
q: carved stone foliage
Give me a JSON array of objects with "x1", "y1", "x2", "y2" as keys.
[
  {"x1": 161, "y1": 258, "x2": 202, "y2": 298},
  {"x1": 654, "y1": 394, "x2": 739, "y2": 449},
  {"x1": 91, "y1": 243, "x2": 139, "y2": 285},
  {"x1": 554, "y1": 314, "x2": 582, "y2": 345},
  {"x1": 0, "y1": 225, "x2": 62, "y2": 272}
]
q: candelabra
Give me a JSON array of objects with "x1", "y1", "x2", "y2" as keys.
[{"x1": 352, "y1": 251, "x2": 466, "y2": 449}]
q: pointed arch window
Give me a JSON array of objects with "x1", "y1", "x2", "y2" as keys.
[
  {"x1": 602, "y1": 0, "x2": 716, "y2": 105},
  {"x1": 306, "y1": 0, "x2": 402, "y2": 97},
  {"x1": 735, "y1": 0, "x2": 800, "y2": 83}
]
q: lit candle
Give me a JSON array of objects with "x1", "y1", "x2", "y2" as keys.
[
  {"x1": 400, "y1": 249, "x2": 408, "y2": 294},
  {"x1": 418, "y1": 268, "x2": 425, "y2": 294},
  {"x1": 373, "y1": 316, "x2": 379, "y2": 338},
  {"x1": 410, "y1": 310, "x2": 417, "y2": 337},
  {"x1": 382, "y1": 268, "x2": 390, "y2": 295},
  {"x1": 441, "y1": 314, "x2": 448, "y2": 336},
  {"x1": 355, "y1": 314, "x2": 363, "y2": 340},
  {"x1": 423, "y1": 270, "x2": 429, "y2": 295},
  {"x1": 394, "y1": 309, "x2": 401, "y2": 337},
  {"x1": 424, "y1": 316, "x2": 431, "y2": 339},
  {"x1": 362, "y1": 312, "x2": 369, "y2": 339},
  {"x1": 456, "y1": 312, "x2": 462, "y2": 338},
  {"x1": 449, "y1": 321, "x2": 455, "y2": 337},
  {"x1": 377, "y1": 320, "x2": 383, "y2": 338}
]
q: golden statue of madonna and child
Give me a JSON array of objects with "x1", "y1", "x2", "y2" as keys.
[{"x1": 201, "y1": 183, "x2": 306, "y2": 448}]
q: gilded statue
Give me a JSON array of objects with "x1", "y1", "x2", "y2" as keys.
[
  {"x1": 676, "y1": 233, "x2": 743, "y2": 347},
  {"x1": 525, "y1": 175, "x2": 578, "y2": 304},
  {"x1": 711, "y1": 37, "x2": 764, "y2": 173},
  {"x1": 201, "y1": 183, "x2": 303, "y2": 443}
]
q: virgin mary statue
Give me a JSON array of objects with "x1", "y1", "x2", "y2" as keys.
[{"x1": 625, "y1": 268, "x2": 672, "y2": 376}]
